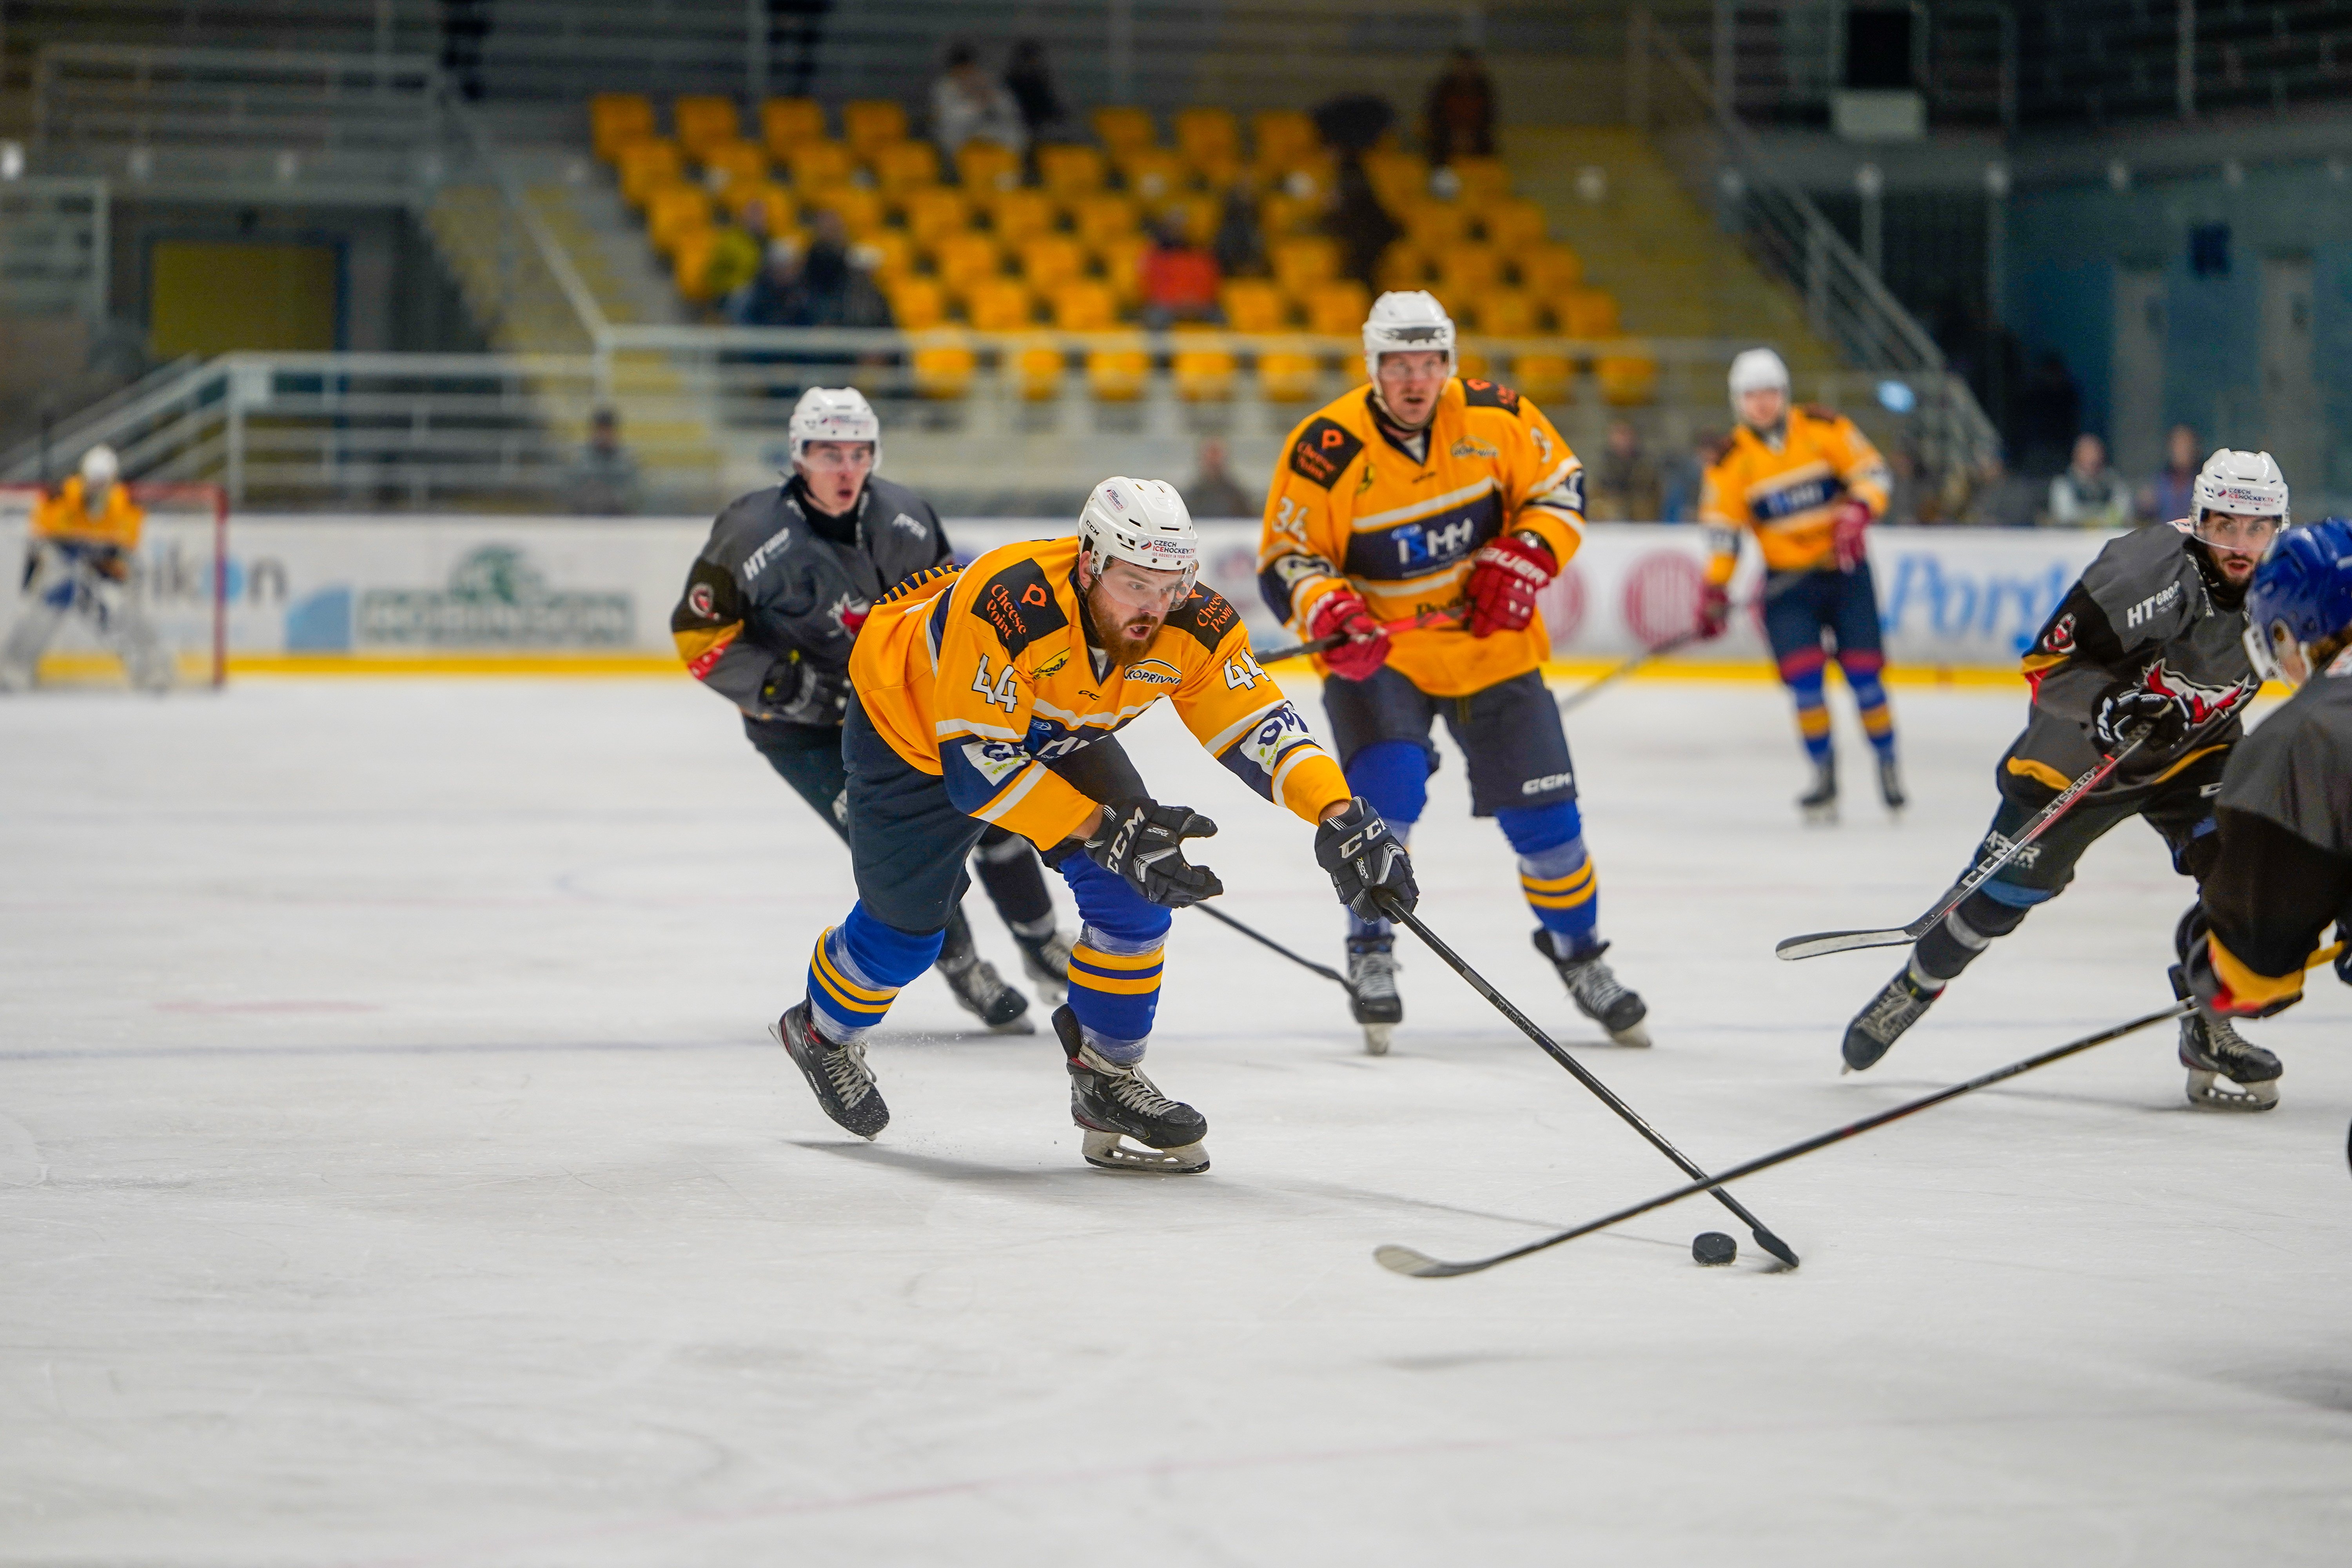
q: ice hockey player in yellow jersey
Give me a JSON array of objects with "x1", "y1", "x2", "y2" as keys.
[
  {"x1": 1, "y1": 443, "x2": 174, "y2": 692},
  {"x1": 1256, "y1": 290, "x2": 1651, "y2": 1053},
  {"x1": 772, "y1": 477, "x2": 1419, "y2": 1173},
  {"x1": 1698, "y1": 347, "x2": 1898, "y2": 821}
]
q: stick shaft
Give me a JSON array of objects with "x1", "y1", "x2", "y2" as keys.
[
  {"x1": 1193, "y1": 901, "x2": 1352, "y2": 992},
  {"x1": 1254, "y1": 610, "x2": 1460, "y2": 667},
  {"x1": 1555, "y1": 632, "x2": 1698, "y2": 715}
]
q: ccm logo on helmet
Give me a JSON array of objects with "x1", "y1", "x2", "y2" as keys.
[{"x1": 1521, "y1": 771, "x2": 1575, "y2": 795}]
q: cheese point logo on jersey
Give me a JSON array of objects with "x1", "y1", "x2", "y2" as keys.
[
  {"x1": 972, "y1": 558, "x2": 1069, "y2": 654},
  {"x1": 1289, "y1": 417, "x2": 1365, "y2": 489}
]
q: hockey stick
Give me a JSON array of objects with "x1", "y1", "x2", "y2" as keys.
[
  {"x1": 1254, "y1": 610, "x2": 1461, "y2": 667},
  {"x1": 1374, "y1": 890, "x2": 1800, "y2": 1267},
  {"x1": 1554, "y1": 630, "x2": 1703, "y2": 716},
  {"x1": 1193, "y1": 901, "x2": 1354, "y2": 995},
  {"x1": 1377, "y1": 999, "x2": 2190, "y2": 1278}
]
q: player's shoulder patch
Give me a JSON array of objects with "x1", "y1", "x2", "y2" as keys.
[
  {"x1": 1288, "y1": 416, "x2": 1365, "y2": 490},
  {"x1": 1165, "y1": 586, "x2": 1243, "y2": 652},
  {"x1": 1796, "y1": 403, "x2": 1842, "y2": 425},
  {"x1": 1701, "y1": 432, "x2": 1739, "y2": 466},
  {"x1": 1459, "y1": 378, "x2": 1522, "y2": 414},
  {"x1": 969, "y1": 555, "x2": 1069, "y2": 655}
]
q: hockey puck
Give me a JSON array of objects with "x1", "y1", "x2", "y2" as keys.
[{"x1": 1692, "y1": 1231, "x2": 1737, "y2": 1267}]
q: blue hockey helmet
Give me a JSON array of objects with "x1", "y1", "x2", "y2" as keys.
[{"x1": 2243, "y1": 516, "x2": 2352, "y2": 686}]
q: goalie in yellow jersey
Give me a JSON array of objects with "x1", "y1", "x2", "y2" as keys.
[
  {"x1": 1256, "y1": 291, "x2": 1651, "y2": 1053},
  {"x1": 1, "y1": 444, "x2": 175, "y2": 693}
]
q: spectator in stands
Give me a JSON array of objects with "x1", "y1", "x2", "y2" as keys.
[
  {"x1": 2143, "y1": 422, "x2": 2200, "y2": 521},
  {"x1": 1424, "y1": 49, "x2": 1495, "y2": 167},
  {"x1": 1182, "y1": 439, "x2": 1259, "y2": 518},
  {"x1": 439, "y1": 0, "x2": 494, "y2": 101},
  {"x1": 736, "y1": 239, "x2": 809, "y2": 327},
  {"x1": 1327, "y1": 154, "x2": 1401, "y2": 290},
  {"x1": 1214, "y1": 174, "x2": 1267, "y2": 279},
  {"x1": 2045, "y1": 433, "x2": 2132, "y2": 529},
  {"x1": 1660, "y1": 429, "x2": 1717, "y2": 523},
  {"x1": 933, "y1": 42, "x2": 1025, "y2": 158},
  {"x1": 706, "y1": 208, "x2": 766, "y2": 310},
  {"x1": 1956, "y1": 453, "x2": 2039, "y2": 528},
  {"x1": 1140, "y1": 214, "x2": 1222, "y2": 328},
  {"x1": 1004, "y1": 39, "x2": 1067, "y2": 146},
  {"x1": 2011, "y1": 351, "x2": 2081, "y2": 477},
  {"x1": 1587, "y1": 419, "x2": 1662, "y2": 521},
  {"x1": 567, "y1": 408, "x2": 641, "y2": 516},
  {"x1": 800, "y1": 209, "x2": 894, "y2": 329}
]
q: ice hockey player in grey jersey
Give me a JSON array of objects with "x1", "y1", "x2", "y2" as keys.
[
  {"x1": 2170, "y1": 515, "x2": 2352, "y2": 1109},
  {"x1": 670, "y1": 388, "x2": 1073, "y2": 1031},
  {"x1": 1841, "y1": 449, "x2": 2287, "y2": 1077}
]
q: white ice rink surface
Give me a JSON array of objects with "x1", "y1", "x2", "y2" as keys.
[{"x1": 3, "y1": 674, "x2": 2348, "y2": 1566}]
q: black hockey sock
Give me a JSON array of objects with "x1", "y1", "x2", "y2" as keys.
[
  {"x1": 1911, "y1": 889, "x2": 2033, "y2": 984},
  {"x1": 935, "y1": 906, "x2": 978, "y2": 970},
  {"x1": 972, "y1": 829, "x2": 1056, "y2": 933}
]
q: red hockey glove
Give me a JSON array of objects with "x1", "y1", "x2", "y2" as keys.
[
  {"x1": 1463, "y1": 533, "x2": 1556, "y2": 638},
  {"x1": 1308, "y1": 589, "x2": 1390, "y2": 681},
  {"x1": 1831, "y1": 500, "x2": 1873, "y2": 573},
  {"x1": 1695, "y1": 581, "x2": 1732, "y2": 641}
]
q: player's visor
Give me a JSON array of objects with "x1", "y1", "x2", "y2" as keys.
[{"x1": 2193, "y1": 511, "x2": 2283, "y2": 553}]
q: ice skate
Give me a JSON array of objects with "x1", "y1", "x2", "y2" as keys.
[
  {"x1": 1347, "y1": 938, "x2": 1403, "y2": 1055},
  {"x1": 771, "y1": 1001, "x2": 890, "y2": 1140},
  {"x1": 1877, "y1": 753, "x2": 1907, "y2": 813},
  {"x1": 1842, "y1": 964, "x2": 1939, "y2": 1072},
  {"x1": 1053, "y1": 1005, "x2": 1209, "y2": 1173},
  {"x1": 936, "y1": 911, "x2": 1033, "y2": 1033},
  {"x1": 1013, "y1": 927, "x2": 1075, "y2": 1002},
  {"x1": 2171, "y1": 969, "x2": 2281, "y2": 1110},
  {"x1": 1535, "y1": 931, "x2": 1651, "y2": 1047},
  {"x1": 1798, "y1": 755, "x2": 1838, "y2": 824}
]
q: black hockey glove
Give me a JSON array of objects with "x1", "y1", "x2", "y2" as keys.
[
  {"x1": 1315, "y1": 798, "x2": 1418, "y2": 921},
  {"x1": 2092, "y1": 679, "x2": 2189, "y2": 752},
  {"x1": 2172, "y1": 904, "x2": 2301, "y2": 1018},
  {"x1": 1086, "y1": 798, "x2": 1223, "y2": 907},
  {"x1": 759, "y1": 650, "x2": 849, "y2": 726}
]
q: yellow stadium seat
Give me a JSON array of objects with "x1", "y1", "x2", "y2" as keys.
[
  {"x1": 671, "y1": 226, "x2": 720, "y2": 302},
  {"x1": 1270, "y1": 237, "x2": 1341, "y2": 297},
  {"x1": 1011, "y1": 339, "x2": 1065, "y2": 400},
  {"x1": 843, "y1": 100, "x2": 908, "y2": 158},
  {"x1": 1376, "y1": 243, "x2": 1435, "y2": 292},
  {"x1": 1402, "y1": 203, "x2": 1470, "y2": 252},
  {"x1": 886, "y1": 276, "x2": 949, "y2": 330},
  {"x1": 1456, "y1": 348, "x2": 1491, "y2": 380},
  {"x1": 1093, "y1": 106, "x2": 1157, "y2": 159},
  {"x1": 1362, "y1": 149, "x2": 1429, "y2": 212},
  {"x1": 1554, "y1": 287, "x2": 1621, "y2": 338},
  {"x1": 1303, "y1": 278, "x2": 1370, "y2": 337},
  {"x1": 1035, "y1": 144, "x2": 1105, "y2": 200},
  {"x1": 1175, "y1": 108, "x2": 1240, "y2": 171},
  {"x1": 760, "y1": 97, "x2": 826, "y2": 158},
  {"x1": 903, "y1": 187, "x2": 974, "y2": 249},
  {"x1": 699, "y1": 140, "x2": 768, "y2": 191},
  {"x1": 1437, "y1": 245, "x2": 1503, "y2": 298},
  {"x1": 956, "y1": 141, "x2": 1022, "y2": 192},
  {"x1": 855, "y1": 229, "x2": 916, "y2": 283},
  {"x1": 912, "y1": 339, "x2": 977, "y2": 399},
  {"x1": 1118, "y1": 148, "x2": 1188, "y2": 202},
  {"x1": 1258, "y1": 350, "x2": 1320, "y2": 402},
  {"x1": 1052, "y1": 279, "x2": 1120, "y2": 332},
  {"x1": 987, "y1": 189, "x2": 1057, "y2": 247},
  {"x1": 1018, "y1": 234, "x2": 1086, "y2": 292},
  {"x1": 965, "y1": 277, "x2": 1037, "y2": 331},
  {"x1": 1156, "y1": 196, "x2": 1218, "y2": 247},
  {"x1": 873, "y1": 140, "x2": 940, "y2": 196},
  {"x1": 804, "y1": 184, "x2": 886, "y2": 237},
  {"x1": 1086, "y1": 340, "x2": 1151, "y2": 401},
  {"x1": 1597, "y1": 347, "x2": 1659, "y2": 405},
  {"x1": 1251, "y1": 109, "x2": 1318, "y2": 169},
  {"x1": 1479, "y1": 199, "x2": 1548, "y2": 251},
  {"x1": 728, "y1": 181, "x2": 797, "y2": 234},
  {"x1": 1174, "y1": 348, "x2": 1237, "y2": 402},
  {"x1": 1094, "y1": 235, "x2": 1149, "y2": 307},
  {"x1": 787, "y1": 140, "x2": 856, "y2": 188},
  {"x1": 1071, "y1": 194, "x2": 1140, "y2": 250},
  {"x1": 618, "y1": 140, "x2": 684, "y2": 205},
  {"x1": 1517, "y1": 243, "x2": 1584, "y2": 294},
  {"x1": 592, "y1": 93, "x2": 655, "y2": 162},
  {"x1": 1467, "y1": 290, "x2": 1537, "y2": 337},
  {"x1": 673, "y1": 95, "x2": 739, "y2": 158},
  {"x1": 647, "y1": 184, "x2": 716, "y2": 255},
  {"x1": 1218, "y1": 279, "x2": 1287, "y2": 334},
  {"x1": 933, "y1": 232, "x2": 1004, "y2": 296},
  {"x1": 1448, "y1": 156, "x2": 1512, "y2": 207},
  {"x1": 1513, "y1": 353, "x2": 1574, "y2": 406},
  {"x1": 1258, "y1": 192, "x2": 1321, "y2": 241}
]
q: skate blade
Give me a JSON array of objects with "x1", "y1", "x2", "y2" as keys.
[
  {"x1": 1361, "y1": 1023, "x2": 1393, "y2": 1056},
  {"x1": 769, "y1": 1018, "x2": 886, "y2": 1141},
  {"x1": 986, "y1": 1013, "x2": 1038, "y2": 1035},
  {"x1": 1607, "y1": 1020, "x2": 1653, "y2": 1048},
  {"x1": 2185, "y1": 1069, "x2": 2281, "y2": 1111},
  {"x1": 1081, "y1": 1129, "x2": 1210, "y2": 1174},
  {"x1": 1801, "y1": 804, "x2": 1839, "y2": 826}
]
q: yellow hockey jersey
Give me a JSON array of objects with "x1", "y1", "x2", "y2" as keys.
[
  {"x1": 31, "y1": 477, "x2": 143, "y2": 552},
  {"x1": 852, "y1": 535, "x2": 1352, "y2": 849},
  {"x1": 1256, "y1": 377, "x2": 1586, "y2": 698},
  {"x1": 1698, "y1": 405, "x2": 1889, "y2": 581}
]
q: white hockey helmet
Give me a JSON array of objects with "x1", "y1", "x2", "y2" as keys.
[
  {"x1": 787, "y1": 386, "x2": 881, "y2": 471},
  {"x1": 1078, "y1": 477, "x2": 1199, "y2": 596},
  {"x1": 79, "y1": 443, "x2": 120, "y2": 490},
  {"x1": 1363, "y1": 290, "x2": 1456, "y2": 380},
  {"x1": 1727, "y1": 347, "x2": 1790, "y2": 410},
  {"x1": 2191, "y1": 447, "x2": 2289, "y2": 526}
]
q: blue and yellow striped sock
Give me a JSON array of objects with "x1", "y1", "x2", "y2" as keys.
[
  {"x1": 804, "y1": 902, "x2": 940, "y2": 1045},
  {"x1": 1065, "y1": 927, "x2": 1165, "y2": 1065}
]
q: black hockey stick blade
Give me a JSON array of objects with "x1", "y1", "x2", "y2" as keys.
[
  {"x1": 1193, "y1": 900, "x2": 1353, "y2": 993},
  {"x1": 1375, "y1": 891, "x2": 1800, "y2": 1268},
  {"x1": 1374, "y1": 999, "x2": 2193, "y2": 1279}
]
